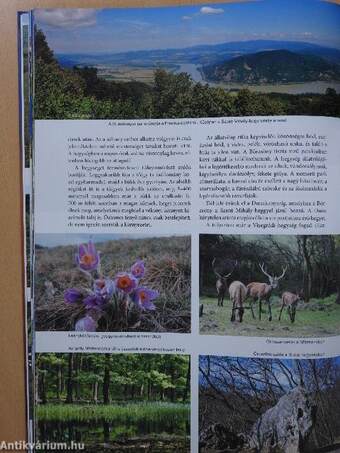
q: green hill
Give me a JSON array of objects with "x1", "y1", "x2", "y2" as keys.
[{"x1": 203, "y1": 49, "x2": 340, "y2": 84}]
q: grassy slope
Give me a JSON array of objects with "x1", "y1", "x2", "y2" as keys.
[{"x1": 200, "y1": 294, "x2": 340, "y2": 337}]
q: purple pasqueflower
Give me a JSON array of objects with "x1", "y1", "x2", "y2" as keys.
[
  {"x1": 75, "y1": 315, "x2": 97, "y2": 332},
  {"x1": 75, "y1": 240, "x2": 100, "y2": 271},
  {"x1": 93, "y1": 278, "x2": 114, "y2": 300},
  {"x1": 64, "y1": 288, "x2": 82, "y2": 304},
  {"x1": 83, "y1": 294, "x2": 106, "y2": 310},
  {"x1": 131, "y1": 260, "x2": 145, "y2": 279},
  {"x1": 132, "y1": 287, "x2": 159, "y2": 311},
  {"x1": 115, "y1": 272, "x2": 138, "y2": 294}
]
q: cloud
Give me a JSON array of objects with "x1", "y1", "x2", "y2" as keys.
[
  {"x1": 34, "y1": 9, "x2": 98, "y2": 28},
  {"x1": 200, "y1": 6, "x2": 225, "y2": 14},
  {"x1": 182, "y1": 5, "x2": 225, "y2": 21}
]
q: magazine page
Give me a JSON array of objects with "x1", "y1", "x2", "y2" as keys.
[{"x1": 29, "y1": 1, "x2": 340, "y2": 452}]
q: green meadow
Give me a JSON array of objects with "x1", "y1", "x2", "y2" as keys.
[
  {"x1": 200, "y1": 294, "x2": 340, "y2": 337},
  {"x1": 37, "y1": 401, "x2": 190, "y2": 423}
]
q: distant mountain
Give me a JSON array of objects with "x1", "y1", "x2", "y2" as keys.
[
  {"x1": 55, "y1": 40, "x2": 340, "y2": 69},
  {"x1": 202, "y1": 50, "x2": 340, "y2": 84}
]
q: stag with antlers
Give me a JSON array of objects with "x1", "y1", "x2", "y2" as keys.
[
  {"x1": 212, "y1": 258, "x2": 235, "y2": 307},
  {"x1": 247, "y1": 263, "x2": 287, "y2": 321}
]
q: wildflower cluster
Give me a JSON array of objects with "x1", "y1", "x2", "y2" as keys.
[{"x1": 64, "y1": 240, "x2": 159, "y2": 331}]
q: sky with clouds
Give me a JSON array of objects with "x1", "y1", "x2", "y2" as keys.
[{"x1": 34, "y1": 0, "x2": 340, "y2": 54}]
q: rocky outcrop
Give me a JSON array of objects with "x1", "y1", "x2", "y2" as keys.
[{"x1": 247, "y1": 386, "x2": 317, "y2": 453}]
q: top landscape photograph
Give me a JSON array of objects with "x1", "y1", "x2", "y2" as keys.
[{"x1": 34, "y1": 0, "x2": 340, "y2": 119}]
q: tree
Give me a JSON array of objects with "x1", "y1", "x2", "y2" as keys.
[
  {"x1": 103, "y1": 354, "x2": 111, "y2": 404},
  {"x1": 299, "y1": 235, "x2": 313, "y2": 302},
  {"x1": 153, "y1": 69, "x2": 192, "y2": 118},
  {"x1": 35, "y1": 353, "x2": 190, "y2": 405},
  {"x1": 297, "y1": 235, "x2": 338, "y2": 301},
  {"x1": 311, "y1": 88, "x2": 340, "y2": 117},
  {"x1": 65, "y1": 354, "x2": 74, "y2": 403},
  {"x1": 35, "y1": 28, "x2": 54, "y2": 64},
  {"x1": 333, "y1": 236, "x2": 340, "y2": 304}
]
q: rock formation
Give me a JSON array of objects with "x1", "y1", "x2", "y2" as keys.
[{"x1": 247, "y1": 386, "x2": 317, "y2": 453}]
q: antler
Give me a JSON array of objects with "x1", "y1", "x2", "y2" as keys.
[
  {"x1": 212, "y1": 258, "x2": 222, "y2": 278},
  {"x1": 223, "y1": 260, "x2": 236, "y2": 278},
  {"x1": 259, "y1": 262, "x2": 287, "y2": 281},
  {"x1": 276, "y1": 265, "x2": 287, "y2": 280},
  {"x1": 223, "y1": 270, "x2": 233, "y2": 279},
  {"x1": 212, "y1": 258, "x2": 235, "y2": 279},
  {"x1": 258, "y1": 262, "x2": 272, "y2": 279}
]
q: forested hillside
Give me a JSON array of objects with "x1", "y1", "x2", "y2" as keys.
[{"x1": 203, "y1": 50, "x2": 340, "y2": 83}]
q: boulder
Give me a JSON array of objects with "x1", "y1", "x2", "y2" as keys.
[{"x1": 247, "y1": 386, "x2": 316, "y2": 453}]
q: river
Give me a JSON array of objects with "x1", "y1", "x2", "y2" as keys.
[
  {"x1": 175, "y1": 64, "x2": 204, "y2": 83},
  {"x1": 175, "y1": 64, "x2": 340, "y2": 94}
]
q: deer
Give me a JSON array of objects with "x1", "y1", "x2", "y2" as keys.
[
  {"x1": 212, "y1": 258, "x2": 235, "y2": 307},
  {"x1": 247, "y1": 263, "x2": 287, "y2": 321},
  {"x1": 279, "y1": 291, "x2": 303, "y2": 323},
  {"x1": 229, "y1": 281, "x2": 248, "y2": 322}
]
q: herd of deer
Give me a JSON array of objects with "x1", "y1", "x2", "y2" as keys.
[{"x1": 211, "y1": 259, "x2": 303, "y2": 323}]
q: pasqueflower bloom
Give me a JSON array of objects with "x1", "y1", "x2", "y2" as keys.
[
  {"x1": 76, "y1": 240, "x2": 99, "y2": 271},
  {"x1": 132, "y1": 287, "x2": 159, "y2": 310},
  {"x1": 94, "y1": 278, "x2": 114, "y2": 300},
  {"x1": 131, "y1": 260, "x2": 145, "y2": 279},
  {"x1": 64, "y1": 288, "x2": 82, "y2": 304},
  {"x1": 115, "y1": 272, "x2": 138, "y2": 294},
  {"x1": 75, "y1": 315, "x2": 97, "y2": 332},
  {"x1": 83, "y1": 294, "x2": 106, "y2": 310}
]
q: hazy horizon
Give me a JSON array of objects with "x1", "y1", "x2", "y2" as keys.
[{"x1": 52, "y1": 38, "x2": 339, "y2": 57}]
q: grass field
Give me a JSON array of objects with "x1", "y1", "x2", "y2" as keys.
[
  {"x1": 97, "y1": 65, "x2": 156, "y2": 84},
  {"x1": 97, "y1": 64, "x2": 177, "y2": 84},
  {"x1": 37, "y1": 402, "x2": 190, "y2": 423},
  {"x1": 200, "y1": 294, "x2": 340, "y2": 337}
]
